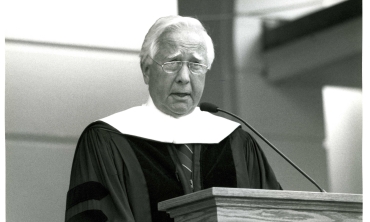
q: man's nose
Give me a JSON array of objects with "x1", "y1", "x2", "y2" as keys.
[{"x1": 175, "y1": 62, "x2": 191, "y2": 83}]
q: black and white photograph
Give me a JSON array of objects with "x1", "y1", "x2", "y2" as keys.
[{"x1": 3, "y1": 0, "x2": 366, "y2": 221}]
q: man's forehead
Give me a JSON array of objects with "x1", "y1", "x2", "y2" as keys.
[
  {"x1": 165, "y1": 51, "x2": 205, "y2": 60},
  {"x1": 156, "y1": 31, "x2": 208, "y2": 60},
  {"x1": 161, "y1": 29, "x2": 205, "y2": 43}
]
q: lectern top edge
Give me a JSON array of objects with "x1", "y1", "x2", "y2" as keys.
[{"x1": 158, "y1": 187, "x2": 362, "y2": 211}]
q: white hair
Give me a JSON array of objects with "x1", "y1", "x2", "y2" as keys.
[{"x1": 139, "y1": 15, "x2": 215, "y2": 71}]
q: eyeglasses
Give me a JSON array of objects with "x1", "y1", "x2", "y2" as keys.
[{"x1": 149, "y1": 57, "x2": 209, "y2": 75}]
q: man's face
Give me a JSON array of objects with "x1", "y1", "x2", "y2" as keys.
[{"x1": 143, "y1": 29, "x2": 209, "y2": 118}]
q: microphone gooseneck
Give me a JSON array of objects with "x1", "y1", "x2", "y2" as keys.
[
  {"x1": 199, "y1": 102, "x2": 326, "y2": 193},
  {"x1": 199, "y1": 102, "x2": 219, "y2": 113}
]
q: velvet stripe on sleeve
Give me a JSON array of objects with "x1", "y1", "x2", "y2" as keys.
[{"x1": 65, "y1": 122, "x2": 152, "y2": 222}]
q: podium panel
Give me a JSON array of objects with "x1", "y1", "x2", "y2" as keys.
[{"x1": 158, "y1": 188, "x2": 362, "y2": 222}]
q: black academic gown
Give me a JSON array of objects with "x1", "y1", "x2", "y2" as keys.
[{"x1": 65, "y1": 121, "x2": 281, "y2": 222}]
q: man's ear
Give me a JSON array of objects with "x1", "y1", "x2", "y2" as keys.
[{"x1": 142, "y1": 62, "x2": 150, "y2": 85}]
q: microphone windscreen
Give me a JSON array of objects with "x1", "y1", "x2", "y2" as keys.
[{"x1": 199, "y1": 102, "x2": 219, "y2": 113}]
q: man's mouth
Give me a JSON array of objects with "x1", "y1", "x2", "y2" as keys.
[{"x1": 171, "y1": 93, "x2": 190, "y2": 98}]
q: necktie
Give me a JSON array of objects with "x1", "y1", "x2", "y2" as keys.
[{"x1": 176, "y1": 144, "x2": 193, "y2": 189}]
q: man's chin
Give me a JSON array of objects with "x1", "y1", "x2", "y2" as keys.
[{"x1": 168, "y1": 105, "x2": 195, "y2": 118}]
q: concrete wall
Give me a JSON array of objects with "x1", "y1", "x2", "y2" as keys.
[
  {"x1": 323, "y1": 86, "x2": 362, "y2": 194},
  {"x1": 5, "y1": 42, "x2": 148, "y2": 222},
  {"x1": 232, "y1": 1, "x2": 362, "y2": 193}
]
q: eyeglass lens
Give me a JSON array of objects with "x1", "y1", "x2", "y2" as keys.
[{"x1": 163, "y1": 61, "x2": 206, "y2": 74}]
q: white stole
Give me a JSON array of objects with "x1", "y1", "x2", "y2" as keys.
[{"x1": 100, "y1": 98, "x2": 240, "y2": 144}]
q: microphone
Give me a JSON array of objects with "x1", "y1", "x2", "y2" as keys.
[
  {"x1": 199, "y1": 102, "x2": 219, "y2": 113},
  {"x1": 199, "y1": 102, "x2": 326, "y2": 193}
]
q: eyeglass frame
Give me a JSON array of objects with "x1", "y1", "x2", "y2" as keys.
[{"x1": 149, "y1": 56, "x2": 210, "y2": 75}]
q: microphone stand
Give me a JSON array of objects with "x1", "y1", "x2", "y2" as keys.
[{"x1": 217, "y1": 108, "x2": 326, "y2": 193}]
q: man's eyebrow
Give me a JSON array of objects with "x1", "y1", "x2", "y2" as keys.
[
  {"x1": 165, "y1": 53, "x2": 181, "y2": 60},
  {"x1": 192, "y1": 54, "x2": 205, "y2": 62},
  {"x1": 164, "y1": 52, "x2": 206, "y2": 63}
]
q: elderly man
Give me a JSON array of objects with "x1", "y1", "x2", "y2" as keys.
[{"x1": 65, "y1": 16, "x2": 281, "y2": 222}]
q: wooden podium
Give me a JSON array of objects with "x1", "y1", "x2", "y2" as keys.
[{"x1": 158, "y1": 187, "x2": 362, "y2": 221}]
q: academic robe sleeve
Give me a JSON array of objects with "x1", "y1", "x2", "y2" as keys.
[
  {"x1": 65, "y1": 122, "x2": 152, "y2": 222},
  {"x1": 230, "y1": 127, "x2": 282, "y2": 190}
]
